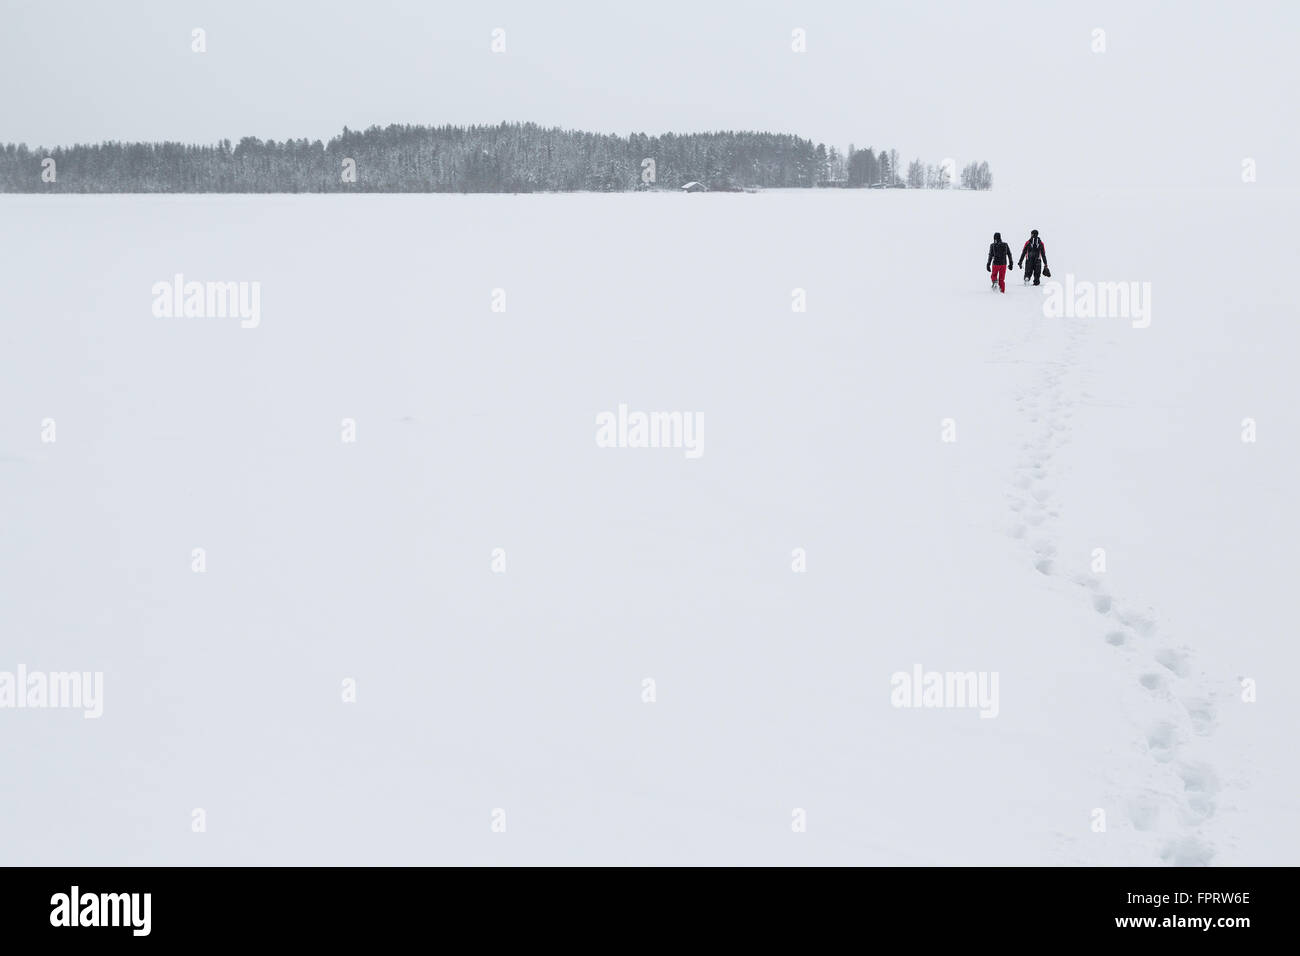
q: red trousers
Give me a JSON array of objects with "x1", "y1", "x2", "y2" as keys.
[{"x1": 990, "y1": 264, "x2": 1007, "y2": 292}]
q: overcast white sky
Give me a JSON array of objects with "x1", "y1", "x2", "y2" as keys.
[{"x1": 2, "y1": 0, "x2": 1295, "y2": 189}]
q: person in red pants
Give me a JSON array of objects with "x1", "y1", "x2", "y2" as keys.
[{"x1": 987, "y1": 232, "x2": 1014, "y2": 292}]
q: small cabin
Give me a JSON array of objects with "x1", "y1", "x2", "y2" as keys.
[{"x1": 681, "y1": 181, "x2": 706, "y2": 193}]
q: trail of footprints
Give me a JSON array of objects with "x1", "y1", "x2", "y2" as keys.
[{"x1": 1003, "y1": 319, "x2": 1221, "y2": 866}]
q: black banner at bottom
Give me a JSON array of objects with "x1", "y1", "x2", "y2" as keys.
[{"x1": 0, "y1": 866, "x2": 1277, "y2": 942}]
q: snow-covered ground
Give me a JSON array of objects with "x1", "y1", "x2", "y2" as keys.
[{"x1": 1, "y1": 188, "x2": 1296, "y2": 865}]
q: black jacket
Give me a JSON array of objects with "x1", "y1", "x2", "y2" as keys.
[
  {"x1": 1018, "y1": 236, "x2": 1047, "y2": 266},
  {"x1": 987, "y1": 241, "x2": 1013, "y2": 267}
]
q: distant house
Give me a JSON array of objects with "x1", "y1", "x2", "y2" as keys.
[{"x1": 681, "y1": 181, "x2": 706, "y2": 193}]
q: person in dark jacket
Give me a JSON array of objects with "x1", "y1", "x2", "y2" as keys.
[
  {"x1": 1017, "y1": 229, "x2": 1049, "y2": 286},
  {"x1": 986, "y1": 232, "x2": 1014, "y2": 293}
]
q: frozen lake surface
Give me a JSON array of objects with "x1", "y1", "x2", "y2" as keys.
[{"x1": 1, "y1": 189, "x2": 1296, "y2": 865}]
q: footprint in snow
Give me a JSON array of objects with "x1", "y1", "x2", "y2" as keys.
[
  {"x1": 1176, "y1": 763, "x2": 1219, "y2": 822},
  {"x1": 1182, "y1": 697, "x2": 1217, "y2": 735},
  {"x1": 1115, "y1": 607, "x2": 1158, "y2": 637},
  {"x1": 1127, "y1": 800, "x2": 1160, "y2": 832},
  {"x1": 1161, "y1": 836, "x2": 1214, "y2": 867},
  {"x1": 1154, "y1": 648, "x2": 1191, "y2": 677},
  {"x1": 1145, "y1": 721, "x2": 1179, "y2": 762}
]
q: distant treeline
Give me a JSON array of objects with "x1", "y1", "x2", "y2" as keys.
[{"x1": 0, "y1": 122, "x2": 992, "y2": 193}]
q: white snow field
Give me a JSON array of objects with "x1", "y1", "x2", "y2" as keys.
[{"x1": 1, "y1": 188, "x2": 1297, "y2": 866}]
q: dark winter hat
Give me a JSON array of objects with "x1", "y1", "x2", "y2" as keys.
[
  {"x1": 1031, "y1": 229, "x2": 1039, "y2": 236},
  {"x1": 993, "y1": 232, "x2": 1001, "y2": 241}
]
